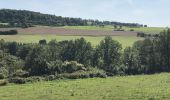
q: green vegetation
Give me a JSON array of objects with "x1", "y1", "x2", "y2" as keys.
[
  {"x1": 0, "y1": 29, "x2": 170, "y2": 84},
  {"x1": 0, "y1": 30, "x2": 18, "y2": 35},
  {"x1": 0, "y1": 73, "x2": 170, "y2": 100},
  {"x1": 124, "y1": 26, "x2": 165, "y2": 34},
  {"x1": 0, "y1": 8, "x2": 169, "y2": 100},
  {"x1": 62, "y1": 25, "x2": 165, "y2": 34},
  {"x1": 0, "y1": 35, "x2": 143, "y2": 48},
  {"x1": 0, "y1": 9, "x2": 141, "y2": 27}
]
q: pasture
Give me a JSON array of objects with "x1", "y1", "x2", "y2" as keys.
[
  {"x1": 0, "y1": 73, "x2": 170, "y2": 100},
  {"x1": 0, "y1": 35, "x2": 143, "y2": 48},
  {"x1": 63, "y1": 25, "x2": 165, "y2": 34}
]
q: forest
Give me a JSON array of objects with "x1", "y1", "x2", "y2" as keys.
[
  {"x1": 0, "y1": 9, "x2": 143, "y2": 27},
  {"x1": 0, "y1": 29, "x2": 170, "y2": 85}
]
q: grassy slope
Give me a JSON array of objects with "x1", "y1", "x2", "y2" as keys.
[
  {"x1": 0, "y1": 35, "x2": 143, "y2": 48},
  {"x1": 63, "y1": 26, "x2": 165, "y2": 34},
  {"x1": 0, "y1": 73, "x2": 170, "y2": 100}
]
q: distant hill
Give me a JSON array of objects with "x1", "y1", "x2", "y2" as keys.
[{"x1": 0, "y1": 9, "x2": 143, "y2": 27}]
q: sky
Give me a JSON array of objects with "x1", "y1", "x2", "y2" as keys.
[{"x1": 0, "y1": 0, "x2": 170, "y2": 27}]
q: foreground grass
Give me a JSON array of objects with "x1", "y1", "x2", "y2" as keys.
[
  {"x1": 63, "y1": 26, "x2": 165, "y2": 34},
  {"x1": 0, "y1": 35, "x2": 143, "y2": 48},
  {"x1": 0, "y1": 73, "x2": 170, "y2": 100}
]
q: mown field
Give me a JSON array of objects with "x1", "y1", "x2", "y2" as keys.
[
  {"x1": 0, "y1": 73, "x2": 170, "y2": 100},
  {"x1": 63, "y1": 25, "x2": 165, "y2": 34},
  {"x1": 0, "y1": 35, "x2": 143, "y2": 48}
]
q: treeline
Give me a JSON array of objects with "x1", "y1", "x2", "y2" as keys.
[
  {"x1": 0, "y1": 30, "x2": 18, "y2": 35},
  {"x1": 137, "y1": 32, "x2": 159, "y2": 38},
  {"x1": 0, "y1": 9, "x2": 143, "y2": 27},
  {"x1": 0, "y1": 29, "x2": 170, "y2": 84}
]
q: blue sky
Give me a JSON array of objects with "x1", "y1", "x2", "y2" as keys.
[{"x1": 0, "y1": 0, "x2": 170, "y2": 27}]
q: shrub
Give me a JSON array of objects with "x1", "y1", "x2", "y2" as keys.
[
  {"x1": 12, "y1": 70, "x2": 29, "y2": 78},
  {"x1": 58, "y1": 71, "x2": 89, "y2": 79},
  {"x1": 39, "y1": 40, "x2": 47, "y2": 45},
  {"x1": 0, "y1": 30, "x2": 18, "y2": 35},
  {"x1": 62, "y1": 61, "x2": 86, "y2": 73},
  {"x1": 9, "y1": 77, "x2": 26, "y2": 84},
  {"x1": 0, "y1": 80, "x2": 8, "y2": 86},
  {"x1": 56, "y1": 68, "x2": 107, "y2": 79},
  {"x1": 45, "y1": 75, "x2": 55, "y2": 81},
  {"x1": 25, "y1": 76, "x2": 45, "y2": 83},
  {"x1": 137, "y1": 32, "x2": 145, "y2": 37},
  {"x1": 0, "y1": 73, "x2": 5, "y2": 79},
  {"x1": 88, "y1": 68, "x2": 107, "y2": 78},
  {"x1": 0, "y1": 67, "x2": 8, "y2": 78},
  {"x1": 130, "y1": 29, "x2": 134, "y2": 31}
]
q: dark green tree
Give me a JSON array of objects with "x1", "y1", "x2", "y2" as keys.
[{"x1": 95, "y1": 36, "x2": 122, "y2": 73}]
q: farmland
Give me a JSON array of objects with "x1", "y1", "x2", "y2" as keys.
[
  {"x1": 63, "y1": 25, "x2": 165, "y2": 34},
  {"x1": 0, "y1": 4, "x2": 169, "y2": 100},
  {"x1": 0, "y1": 35, "x2": 143, "y2": 48},
  {"x1": 0, "y1": 26, "x2": 137, "y2": 36},
  {"x1": 0, "y1": 25, "x2": 165, "y2": 35},
  {"x1": 1, "y1": 73, "x2": 170, "y2": 100},
  {"x1": 0, "y1": 25, "x2": 145, "y2": 48}
]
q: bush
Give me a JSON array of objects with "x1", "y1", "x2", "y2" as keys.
[
  {"x1": 56, "y1": 68, "x2": 107, "y2": 79},
  {"x1": 0, "y1": 73, "x2": 5, "y2": 79},
  {"x1": 12, "y1": 70, "x2": 29, "y2": 78},
  {"x1": 0, "y1": 67, "x2": 8, "y2": 78},
  {"x1": 45, "y1": 75, "x2": 55, "y2": 81},
  {"x1": 137, "y1": 32, "x2": 145, "y2": 37},
  {"x1": 57, "y1": 71, "x2": 89, "y2": 79},
  {"x1": 130, "y1": 29, "x2": 134, "y2": 31},
  {"x1": 39, "y1": 40, "x2": 47, "y2": 45},
  {"x1": 62, "y1": 61, "x2": 86, "y2": 73},
  {"x1": 0, "y1": 30, "x2": 18, "y2": 35},
  {"x1": 88, "y1": 68, "x2": 107, "y2": 78},
  {"x1": 0, "y1": 80, "x2": 8, "y2": 86},
  {"x1": 9, "y1": 77, "x2": 26, "y2": 84},
  {"x1": 25, "y1": 76, "x2": 45, "y2": 83}
]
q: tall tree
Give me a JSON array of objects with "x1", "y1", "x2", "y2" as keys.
[{"x1": 95, "y1": 36, "x2": 122, "y2": 73}]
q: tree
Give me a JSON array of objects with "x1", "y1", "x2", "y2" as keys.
[
  {"x1": 95, "y1": 36, "x2": 122, "y2": 73},
  {"x1": 7, "y1": 42, "x2": 18, "y2": 55},
  {"x1": 157, "y1": 29, "x2": 170, "y2": 71},
  {"x1": 0, "y1": 50, "x2": 24, "y2": 76},
  {"x1": 25, "y1": 45, "x2": 50, "y2": 75},
  {"x1": 60, "y1": 38, "x2": 93, "y2": 66},
  {"x1": 123, "y1": 47, "x2": 143, "y2": 74},
  {"x1": 39, "y1": 39, "x2": 47, "y2": 45},
  {"x1": 144, "y1": 25, "x2": 148, "y2": 27},
  {"x1": 114, "y1": 25, "x2": 117, "y2": 30},
  {"x1": 17, "y1": 44, "x2": 32, "y2": 60}
]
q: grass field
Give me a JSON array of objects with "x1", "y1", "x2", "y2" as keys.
[
  {"x1": 0, "y1": 73, "x2": 170, "y2": 100},
  {"x1": 0, "y1": 35, "x2": 143, "y2": 48},
  {"x1": 63, "y1": 26, "x2": 165, "y2": 34}
]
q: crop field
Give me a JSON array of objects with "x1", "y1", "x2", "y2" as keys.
[
  {"x1": 0, "y1": 73, "x2": 170, "y2": 100},
  {"x1": 0, "y1": 35, "x2": 143, "y2": 48},
  {"x1": 0, "y1": 26, "x2": 137, "y2": 36}
]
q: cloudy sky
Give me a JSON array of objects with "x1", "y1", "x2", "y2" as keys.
[{"x1": 0, "y1": 0, "x2": 170, "y2": 27}]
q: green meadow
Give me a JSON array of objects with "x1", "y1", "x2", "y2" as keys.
[
  {"x1": 1, "y1": 73, "x2": 170, "y2": 100},
  {"x1": 0, "y1": 35, "x2": 143, "y2": 48},
  {"x1": 63, "y1": 25, "x2": 165, "y2": 34}
]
